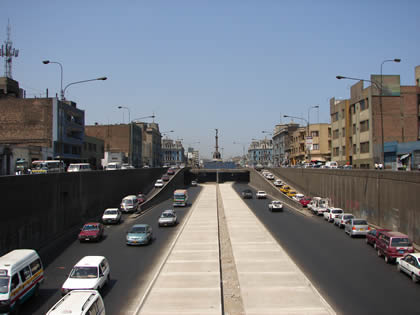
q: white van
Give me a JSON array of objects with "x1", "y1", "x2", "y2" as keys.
[
  {"x1": 67, "y1": 163, "x2": 92, "y2": 172},
  {"x1": 325, "y1": 161, "x2": 338, "y2": 169},
  {"x1": 105, "y1": 162, "x2": 121, "y2": 170},
  {"x1": 0, "y1": 249, "x2": 44, "y2": 314},
  {"x1": 47, "y1": 290, "x2": 105, "y2": 315}
]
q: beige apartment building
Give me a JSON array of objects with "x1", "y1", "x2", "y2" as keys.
[
  {"x1": 330, "y1": 99, "x2": 351, "y2": 166},
  {"x1": 289, "y1": 123, "x2": 331, "y2": 164}
]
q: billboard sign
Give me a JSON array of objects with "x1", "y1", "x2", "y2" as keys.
[{"x1": 306, "y1": 137, "x2": 313, "y2": 151}]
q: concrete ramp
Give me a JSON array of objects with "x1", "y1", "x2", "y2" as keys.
[{"x1": 219, "y1": 183, "x2": 335, "y2": 315}]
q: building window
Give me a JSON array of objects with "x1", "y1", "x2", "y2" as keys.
[
  {"x1": 360, "y1": 120, "x2": 370, "y2": 132},
  {"x1": 342, "y1": 128, "x2": 345, "y2": 137},
  {"x1": 342, "y1": 146, "x2": 346, "y2": 155},
  {"x1": 353, "y1": 124, "x2": 356, "y2": 135},
  {"x1": 353, "y1": 144, "x2": 356, "y2": 154},
  {"x1": 331, "y1": 112, "x2": 339, "y2": 122},
  {"x1": 333, "y1": 129, "x2": 339, "y2": 139},
  {"x1": 360, "y1": 141, "x2": 369, "y2": 153},
  {"x1": 360, "y1": 99, "x2": 368, "y2": 111},
  {"x1": 333, "y1": 147, "x2": 339, "y2": 156},
  {"x1": 351, "y1": 105, "x2": 356, "y2": 114},
  {"x1": 313, "y1": 143, "x2": 319, "y2": 150},
  {"x1": 311, "y1": 131, "x2": 319, "y2": 137}
]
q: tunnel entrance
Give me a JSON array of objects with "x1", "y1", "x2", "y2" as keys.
[{"x1": 185, "y1": 169, "x2": 250, "y2": 184}]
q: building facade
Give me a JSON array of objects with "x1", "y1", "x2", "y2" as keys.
[
  {"x1": 330, "y1": 98, "x2": 351, "y2": 166},
  {"x1": 272, "y1": 123, "x2": 299, "y2": 166},
  {"x1": 247, "y1": 139, "x2": 273, "y2": 166},
  {"x1": 136, "y1": 122, "x2": 161, "y2": 167},
  {"x1": 81, "y1": 135, "x2": 104, "y2": 169},
  {"x1": 161, "y1": 139, "x2": 185, "y2": 166}
]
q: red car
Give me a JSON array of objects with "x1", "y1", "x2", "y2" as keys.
[
  {"x1": 299, "y1": 197, "x2": 312, "y2": 207},
  {"x1": 366, "y1": 228, "x2": 391, "y2": 249},
  {"x1": 376, "y1": 231, "x2": 414, "y2": 264},
  {"x1": 162, "y1": 174, "x2": 170, "y2": 181},
  {"x1": 137, "y1": 193, "x2": 146, "y2": 204},
  {"x1": 78, "y1": 222, "x2": 104, "y2": 243},
  {"x1": 167, "y1": 168, "x2": 175, "y2": 175}
]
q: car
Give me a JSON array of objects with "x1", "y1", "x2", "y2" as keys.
[
  {"x1": 266, "y1": 173, "x2": 275, "y2": 180},
  {"x1": 325, "y1": 207, "x2": 343, "y2": 222},
  {"x1": 344, "y1": 218, "x2": 369, "y2": 237},
  {"x1": 121, "y1": 164, "x2": 135, "y2": 169},
  {"x1": 273, "y1": 180, "x2": 283, "y2": 187},
  {"x1": 333, "y1": 213, "x2": 354, "y2": 228},
  {"x1": 120, "y1": 195, "x2": 140, "y2": 213},
  {"x1": 287, "y1": 190, "x2": 297, "y2": 198},
  {"x1": 47, "y1": 290, "x2": 105, "y2": 315},
  {"x1": 191, "y1": 180, "x2": 198, "y2": 186},
  {"x1": 162, "y1": 174, "x2": 170, "y2": 181},
  {"x1": 78, "y1": 223, "x2": 104, "y2": 242},
  {"x1": 61, "y1": 256, "x2": 110, "y2": 296},
  {"x1": 365, "y1": 228, "x2": 392, "y2": 248},
  {"x1": 158, "y1": 209, "x2": 178, "y2": 227},
  {"x1": 126, "y1": 224, "x2": 153, "y2": 245},
  {"x1": 268, "y1": 200, "x2": 283, "y2": 212},
  {"x1": 280, "y1": 185, "x2": 291, "y2": 194},
  {"x1": 376, "y1": 231, "x2": 414, "y2": 264},
  {"x1": 397, "y1": 253, "x2": 420, "y2": 283},
  {"x1": 155, "y1": 179, "x2": 164, "y2": 188},
  {"x1": 299, "y1": 197, "x2": 312, "y2": 207},
  {"x1": 137, "y1": 193, "x2": 146, "y2": 204},
  {"x1": 292, "y1": 193, "x2": 305, "y2": 202},
  {"x1": 102, "y1": 208, "x2": 121, "y2": 224},
  {"x1": 167, "y1": 168, "x2": 175, "y2": 175},
  {"x1": 256, "y1": 191, "x2": 267, "y2": 199},
  {"x1": 242, "y1": 189, "x2": 253, "y2": 199}
]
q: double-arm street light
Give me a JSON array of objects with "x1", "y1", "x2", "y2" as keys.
[
  {"x1": 43, "y1": 60, "x2": 107, "y2": 100},
  {"x1": 283, "y1": 114, "x2": 310, "y2": 163},
  {"x1": 118, "y1": 106, "x2": 131, "y2": 123}
]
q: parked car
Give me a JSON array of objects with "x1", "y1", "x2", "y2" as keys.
[
  {"x1": 242, "y1": 189, "x2": 253, "y2": 199},
  {"x1": 280, "y1": 185, "x2": 291, "y2": 194},
  {"x1": 78, "y1": 223, "x2": 104, "y2": 243},
  {"x1": 376, "y1": 231, "x2": 414, "y2": 264},
  {"x1": 266, "y1": 173, "x2": 275, "y2": 180},
  {"x1": 61, "y1": 256, "x2": 110, "y2": 295},
  {"x1": 273, "y1": 179, "x2": 283, "y2": 187},
  {"x1": 344, "y1": 218, "x2": 369, "y2": 238},
  {"x1": 154, "y1": 179, "x2": 164, "y2": 188},
  {"x1": 397, "y1": 253, "x2": 420, "y2": 283},
  {"x1": 47, "y1": 290, "x2": 105, "y2": 315},
  {"x1": 268, "y1": 200, "x2": 283, "y2": 212},
  {"x1": 158, "y1": 209, "x2": 178, "y2": 227},
  {"x1": 167, "y1": 168, "x2": 175, "y2": 175},
  {"x1": 162, "y1": 174, "x2": 170, "y2": 181},
  {"x1": 137, "y1": 193, "x2": 146, "y2": 204},
  {"x1": 365, "y1": 228, "x2": 392, "y2": 248},
  {"x1": 256, "y1": 191, "x2": 267, "y2": 199},
  {"x1": 287, "y1": 190, "x2": 297, "y2": 198},
  {"x1": 299, "y1": 197, "x2": 312, "y2": 207},
  {"x1": 333, "y1": 213, "x2": 354, "y2": 228},
  {"x1": 120, "y1": 195, "x2": 140, "y2": 213},
  {"x1": 126, "y1": 224, "x2": 153, "y2": 245},
  {"x1": 292, "y1": 193, "x2": 304, "y2": 202},
  {"x1": 325, "y1": 207, "x2": 343, "y2": 222},
  {"x1": 101, "y1": 208, "x2": 121, "y2": 224}
]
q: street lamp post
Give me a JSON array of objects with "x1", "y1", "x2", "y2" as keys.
[
  {"x1": 262, "y1": 131, "x2": 273, "y2": 167},
  {"x1": 283, "y1": 115, "x2": 309, "y2": 164},
  {"x1": 63, "y1": 77, "x2": 107, "y2": 100},
  {"x1": 307, "y1": 105, "x2": 319, "y2": 163},
  {"x1": 42, "y1": 60, "x2": 64, "y2": 99},
  {"x1": 117, "y1": 106, "x2": 132, "y2": 165}
]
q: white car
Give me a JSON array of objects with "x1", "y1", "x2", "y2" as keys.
[
  {"x1": 268, "y1": 200, "x2": 283, "y2": 212},
  {"x1": 256, "y1": 191, "x2": 267, "y2": 199},
  {"x1": 292, "y1": 193, "x2": 305, "y2": 202},
  {"x1": 158, "y1": 209, "x2": 178, "y2": 227},
  {"x1": 155, "y1": 179, "x2": 164, "y2": 188},
  {"x1": 334, "y1": 213, "x2": 354, "y2": 228},
  {"x1": 61, "y1": 256, "x2": 110, "y2": 296},
  {"x1": 102, "y1": 208, "x2": 121, "y2": 224},
  {"x1": 326, "y1": 208, "x2": 344, "y2": 222},
  {"x1": 120, "y1": 195, "x2": 139, "y2": 213},
  {"x1": 397, "y1": 253, "x2": 420, "y2": 283},
  {"x1": 273, "y1": 180, "x2": 283, "y2": 187},
  {"x1": 266, "y1": 173, "x2": 275, "y2": 180}
]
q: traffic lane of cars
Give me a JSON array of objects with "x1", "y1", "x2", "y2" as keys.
[
  {"x1": 22, "y1": 186, "x2": 201, "y2": 315},
  {"x1": 233, "y1": 183, "x2": 420, "y2": 315}
]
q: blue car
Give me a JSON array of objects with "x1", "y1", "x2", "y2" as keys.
[{"x1": 126, "y1": 224, "x2": 153, "y2": 245}]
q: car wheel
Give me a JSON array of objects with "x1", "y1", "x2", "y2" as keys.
[
  {"x1": 397, "y1": 264, "x2": 401, "y2": 272},
  {"x1": 365, "y1": 238, "x2": 369, "y2": 245},
  {"x1": 385, "y1": 255, "x2": 389, "y2": 264},
  {"x1": 377, "y1": 249, "x2": 382, "y2": 257},
  {"x1": 412, "y1": 273, "x2": 418, "y2": 283},
  {"x1": 373, "y1": 243, "x2": 377, "y2": 249}
]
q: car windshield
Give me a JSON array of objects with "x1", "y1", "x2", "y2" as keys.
[
  {"x1": 332, "y1": 210, "x2": 343, "y2": 214},
  {"x1": 391, "y1": 237, "x2": 412, "y2": 247},
  {"x1": 70, "y1": 267, "x2": 98, "y2": 278},
  {"x1": 122, "y1": 199, "x2": 133, "y2": 205},
  {"x1": 161, "y1": 213, "x2": 175, "y2": 218},
  {"x1": 343, "y1": 215, "x2": 354, "y2": 219},
  {"x1": 83, "y1": 224, "x2": 99, "y2": 231},
  {"x1": 0, "y1": 277, "x2": 9, "y2": 293},
  {"x1": 105, "y1": 210, "x2": 118, "y2": 215},
  {"x1": 272, "y1": 201, "x2": 281, "y2": 204},
  {"x1": 130, "y1": 226, "x2": 146, "y2": 233},
  {"x1": 353, "y1": 220, "x2": 367, "y2": 225}
]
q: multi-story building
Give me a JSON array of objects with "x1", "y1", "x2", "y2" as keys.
[
  {"x1": 85, "y1": 123, "x2": 142, "y2": 167},
  {"x1": 330, "y1": 98, "x2": 351, "y2": 166},
  {"x1": 187, "y1": 147, "x2": 199, "y2": 167},
  {"x1": 289, "y1": 127, "x2": 306, "y2": 164},
  {"x1": 136, "y1": 122, "x2": 161, "y2": 167},
  {"x1": 161, "y1": 138, "x2": 185, "y2": 167},
  {"x1": 81, "y1": 135, "x2": 104, "y2": 169},
  {"x1": 332, "y1": 66, "x2": 420, "y2": 169},
  {"x1": 272, "y1": 123, "x2": 299, "y2": 166},
  {"x1": 247, "y1": 139, "x2": 273, "y2": 166},
  {"x1": 0, "y1": 77, "x2": 85, "y2": 165}
]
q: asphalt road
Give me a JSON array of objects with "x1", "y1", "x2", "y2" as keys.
[
  {"x1": 233, "y1": 183, "x2": 420, "y2": 315},
  {"x1": 22, "y1": 185, "x2": 201, "y2": 315}
]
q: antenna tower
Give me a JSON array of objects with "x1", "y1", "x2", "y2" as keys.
[{"x1": 0, "y1": 20, "x2": 19, "y2": 78}]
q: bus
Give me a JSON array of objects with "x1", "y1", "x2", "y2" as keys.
[
  {"x1": 173, "y1": 189, "x2": 188, "y2": 207},
  {"x1": 31, "y1": 160, "x2": 65, "y2": 174}
]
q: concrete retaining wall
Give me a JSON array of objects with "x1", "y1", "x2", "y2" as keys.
[
  {"x1": 0, "y1": 168, "x2": 171, "y2": 256},
  {"x1": 265, "y1": 168, "x2": 420, "y2": 244}
]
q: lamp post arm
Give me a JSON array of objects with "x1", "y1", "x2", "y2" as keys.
[{"x1": 63, "y1": 77, "x2": 107, "y2": 100}]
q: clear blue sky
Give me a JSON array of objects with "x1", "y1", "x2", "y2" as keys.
[{"x1": 2, "y1": 0, "x2": 419, "y2": 159}]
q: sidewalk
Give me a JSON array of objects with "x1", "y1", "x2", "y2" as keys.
[
  {"x1": 219, "y1": 183, "x2": 335, "y2": 314},
  {"x1": 138, "y1": 184, "x2": 221, "y2": 315}
]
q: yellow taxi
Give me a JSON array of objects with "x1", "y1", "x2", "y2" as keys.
[
  {"x1": 280, "y1": 185, "x2": 291, "y2": 193},
  {"x1": 287, "y1": 190, "x2": 297, "y2": 198}
]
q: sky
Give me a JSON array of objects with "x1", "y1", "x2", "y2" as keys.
[{"x1": 1, "y1": 0, "x2": 419, "y2": 159}]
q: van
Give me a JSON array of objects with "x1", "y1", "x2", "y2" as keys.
[
  {"x1": 325, "y1": 161, "x2": 338, "y2": 169},
  {"x1": 47, "y1": 290, "x2": 105, "y2": 315},
  {"x1": 67, "y1": 163, "x2": 92, "y2": 172},
  {"x1": 120, "y1": 195, "x2": 140, "y2": 213},
  {"x1": 376, "y1": 231, "x2": 414, "y2": 264},
  {"x1": 0, "y1": 249, "x2": 44, "y2": 314}
]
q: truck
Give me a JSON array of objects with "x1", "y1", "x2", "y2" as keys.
[
  {"x1": 102, "y1": 152, "x2": 125, "y2": 170},
  {"x1": 173, "y1": 189, "x2": 188, "y2": 207}
]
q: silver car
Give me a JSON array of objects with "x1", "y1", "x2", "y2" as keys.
[
  {"x1": 344, "y1": 218, "x2": 369, "y2": 237},
  {"x1": 334, "y1": 213, "x2": 354, "y2": 228},
  {"x1": 158, "y1": 209, "x2": 178, "y2": 227}
]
